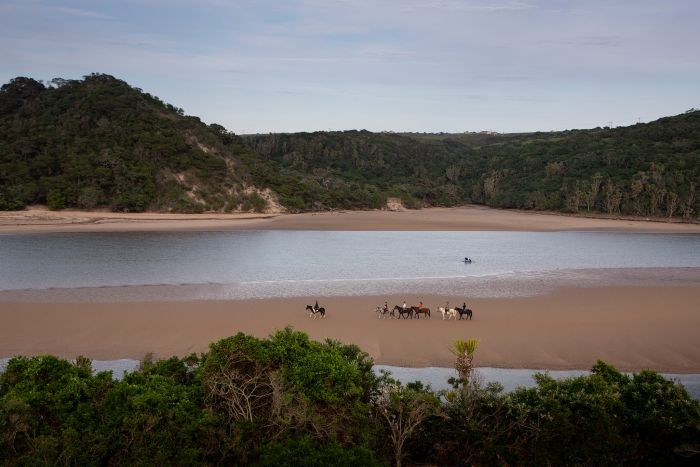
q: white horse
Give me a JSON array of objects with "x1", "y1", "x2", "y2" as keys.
[{"x1": 438, "y1": 307, "x2": 458, "y2": 320}]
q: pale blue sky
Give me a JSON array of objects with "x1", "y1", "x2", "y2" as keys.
[{"x1": 1, "y1": 0, "x2": 698, "y2": 133}]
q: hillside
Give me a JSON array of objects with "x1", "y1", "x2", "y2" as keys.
[
  {"x1": 1, "y1": 74, "x2": 699, "y2": 219},
  {"x1": 243, "y1": 112, "x2": 700, "y2": 218},
  {"x1": 0, "y1": 74, "x2": 276, "y2": 213}
]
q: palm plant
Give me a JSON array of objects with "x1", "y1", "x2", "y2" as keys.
[{"x1": 449, "y1": 338, "x2": 480, "y2": 381}]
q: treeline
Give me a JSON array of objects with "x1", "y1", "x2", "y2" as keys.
[
  {"x1": 1, "y1": 329, "x2": 699, "y2": 466},
  {"x1": 243, "y1": 111, "x2": 700, "y2": 218},
  {"x1": 1, "y1": 74, "x2": 699, "y2": 219}
]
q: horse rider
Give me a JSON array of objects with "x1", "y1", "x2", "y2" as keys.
[
  {"x1": 419, "y1": 301, "x2": 423, "y2": 310},
  {"x1": 314, "y1": 300, "x2": 319, "y2": 312},
  {"x1": 383, "y1": 301, "x2": 389, "y2": 313},
  {"x1": 402, "y1": 300, "x2": 407, "y2": 311},
  {"x1": 462, "y1": 302, "x2": 467, "y2": 312}
]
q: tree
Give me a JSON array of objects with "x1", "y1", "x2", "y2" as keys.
[
  {"x1": 605, "y1": 180, "x2": 623, "y2": 215},
  {"x1": 449, "y1": 338, "x2": 480, "y2": 382},
  {"x1": 585, "y1": 173, "x2": 603, "y2": 212},
  {"x1": 666, "y1": 192, "x2": 679, "y2": 219},
  {"x1": 373, "y1": 378, "x2": 439, "y2": 467}
]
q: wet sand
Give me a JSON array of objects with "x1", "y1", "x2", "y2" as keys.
[
  {"x1": 2, "y1": 205, "x2": 699, "y2": 233},
  {"x1": 1, "y1": 285, "x2": 699, "y2": 373}
]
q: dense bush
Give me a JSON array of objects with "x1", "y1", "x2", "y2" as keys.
[{"x1": 1, "y1": 330, "x2": 698, "y2": 466}]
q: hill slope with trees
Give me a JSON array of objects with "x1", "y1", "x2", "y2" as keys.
[
  {"x1": 1, "y1": 74, "x2": 698, "y2": 220},
  {"x1": 0, "y1": 74, "x2": 273, "y2": 213},
  {"x1": 243, "y1": 111, "x2": 700, "y2": 218}
]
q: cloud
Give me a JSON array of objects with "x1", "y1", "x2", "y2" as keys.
[
  {"x1": 553, "y1": 35, "x2": 623, "y2": 47},
  {"x1": 53, "y1": 6, "x2": 115, "y2": 19},
  {"x1": 401, "y1": 0, "x2": 534, "y2": 13}
]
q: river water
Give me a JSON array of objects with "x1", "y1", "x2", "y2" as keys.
[{"x1": 1, "y1": 231, "x2": 699, "y2": 300}]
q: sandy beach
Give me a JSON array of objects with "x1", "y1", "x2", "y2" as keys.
[
  {"x1": 1, "y1": 205, "x2": 699, "y2": 233},
  {"x1": 2, "y1": 285, "x2": 699, "y2": 373}
]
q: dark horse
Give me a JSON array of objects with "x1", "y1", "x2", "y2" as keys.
[
  {"x1": 393, "y1": 305, "x2": 413, "y2": 320},
  {"x1": 457, "y1": 307, "x2": 473, "y2": 320},
  {"x1": 305, "y1": 305, "x2": 326, "y2": 318},
  {"x1": 411, "y1": 306, "x2": 431, "y2": 319}
]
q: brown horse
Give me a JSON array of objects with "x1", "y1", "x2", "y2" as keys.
[{"x1": 411, "y1": 306, "x2": 431, "y2": 319}]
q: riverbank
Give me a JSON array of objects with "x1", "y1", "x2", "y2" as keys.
[
  {"x1": 1, "y1": 205, "x2": 699, "y2": 233},
  {"x1": 2, "y1": 285, "x2": 699, "y2": 373}
]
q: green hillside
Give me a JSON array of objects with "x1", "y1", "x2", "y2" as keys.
[
  {"x1": 243, "y1": 112, "x2": 700, "y2": 218},
  {"x1": 0, "y1": 74, "x2": 271, "y2": 213},
  {"x1": 1, "y1": 74, "x2": 698, "y2": 219}
]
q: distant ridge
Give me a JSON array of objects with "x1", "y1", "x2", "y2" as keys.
[{"x1": 1, "y1": 74, "x2": 698, "y2": 219}]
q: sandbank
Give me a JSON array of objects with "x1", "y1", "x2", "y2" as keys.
[
  {"x1": 1, "y1": 285, "x2": 699, "y2": 373},
  {"x1": 1, "y1": 205, "x2": 699, "y2": 233}
]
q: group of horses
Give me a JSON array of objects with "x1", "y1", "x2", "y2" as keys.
[
  {"x1": 375, "y1": 304, "x2": 473, "y2": 320},
  {"x1": 307, "y1": 303, "x2": 474, "y2": 320}
]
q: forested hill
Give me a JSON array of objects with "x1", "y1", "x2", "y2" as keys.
[
  {"x1": 1, "y1": 74, "x2": 699, "y2": 219},
  {"x1": 0, "y1": 74, "x2": 274, "y2": 212},
  {"x1": 243, "y1": 111, "x2": 700, "y2": 219}
]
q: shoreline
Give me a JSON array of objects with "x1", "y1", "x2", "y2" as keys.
[
  {"x1": 2, "y1": 285, "x2": 699, "y2": 373},
  {"x1": 1, "y1": 267, "x2": 698, "y2": 303},
  {"x1": 2, "y1": 205, "x2": 700, "y2": 234}
]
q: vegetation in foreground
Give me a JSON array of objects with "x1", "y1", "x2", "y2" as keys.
[
  {"x1": 1, "y1": 74, "x2": 699, "y2": 219},
  {"x1": 1, "y1": 328, "x2": 699, "y2": 466}
]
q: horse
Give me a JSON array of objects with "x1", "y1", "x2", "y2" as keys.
[
  {"x1": 394, "y1": 305, "x2": 412, "y2": 320},
  {"x1": 457, "y1": 307, "x2": 473, "y2": 320},
  {"x1": 438, "y1": 307, "x2": 458, "y2": 320},
  {"x1": 376, "y1": 305, "x2": 395, "y2": 319},
  {"x1": 305, "y1": 304, "x2": 326, "y2": 318},
  {"x1": 411, "y1": 306, "x2": 431, "y2": 319}
]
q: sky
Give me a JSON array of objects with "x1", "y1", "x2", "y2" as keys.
[{"x1": 0, "y1": 0, "x2": 698, "y2": 133}]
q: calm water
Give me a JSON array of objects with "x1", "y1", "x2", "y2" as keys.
[{"x1": 1, "y1": 231, "x2": 699, "y2": 299}]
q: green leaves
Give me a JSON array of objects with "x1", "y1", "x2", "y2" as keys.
[{"x1": 1, "y1": 338, "x2": 698, "y2": 465}]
